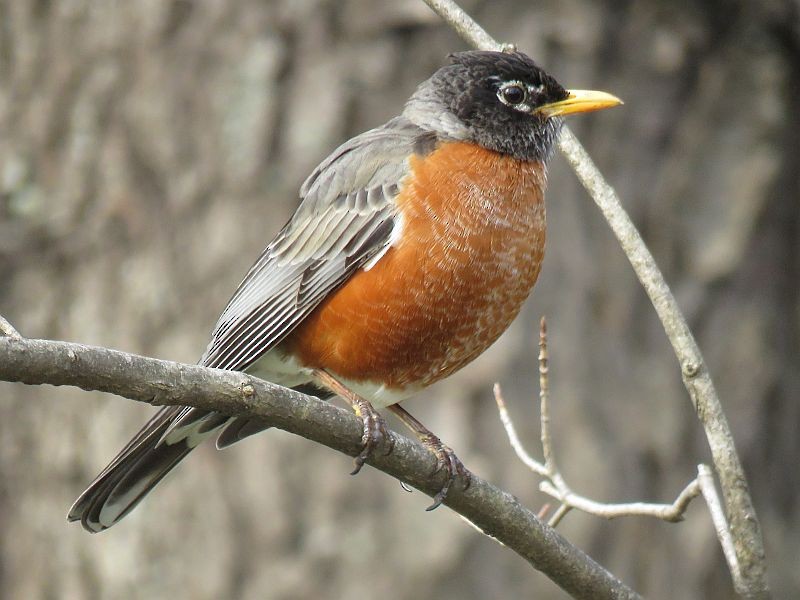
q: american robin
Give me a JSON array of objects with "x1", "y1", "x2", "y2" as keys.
[{"x1": 69, "y1": 50, "x2": 621, "y2": 532}]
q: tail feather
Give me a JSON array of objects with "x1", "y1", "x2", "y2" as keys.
[
  {"x1": 68, "y1": 406, "x2": 227, "y2": 533},
  {"x1": 69, "y1": 384, "x2": 331, "y2": 532},
  {"x1": 215, "y1": 384, "x2": 330, "y2": 449},
  {"x1": 216, "y1": 416, "x2": 270, "y2": 449}
]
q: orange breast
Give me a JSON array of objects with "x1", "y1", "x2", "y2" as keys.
[{"x1": 282, "y1": 141, "x2": 547, "y2": 389}]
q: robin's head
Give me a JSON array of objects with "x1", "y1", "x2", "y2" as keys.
[{"x1": 404, "y1": 50, "x2": 621, "y2": 161}]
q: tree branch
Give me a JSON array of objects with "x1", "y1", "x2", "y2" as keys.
[
  {"x1": 698, "y1": 464, "x2": 742, "y2": 587},
  {"x1": 0, "y1": 333, "x2": 640, "y2": 600},
  {"x1": 420, "y1": 0, "x2": 769, "y2": 597},
  {"x1": 555, "y1": 130, "x2": 767, "y2": 597},
  {"x1": 495, "y1": 319, "x2": 704, "y2": 528},
  {"x1": 0, "y1": 314, "x2": 21, "y2": 339}
]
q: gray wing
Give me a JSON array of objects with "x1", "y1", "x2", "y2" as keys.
[{"x1": 202, "y1": 116, "x2": 431, "y2": 372}]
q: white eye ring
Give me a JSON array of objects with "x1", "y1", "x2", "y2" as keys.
[
  {"x1": 498, "y1": 81, "x2": 527, "y2": 106},
  {"x1": 497, "y1": 81, "x2": 541, "y2": 112}
]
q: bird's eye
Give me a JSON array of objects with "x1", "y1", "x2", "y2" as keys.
[{"x1": 500, "y1": 84, "x2": 527, "y2": 106}]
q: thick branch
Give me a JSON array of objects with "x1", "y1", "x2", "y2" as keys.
[
  {"x1": 421, "y1": 0, "x2": 768, "y2": 596},
  {"x1": 0, "y1": 335, "x2": 640, "y2": 600}
]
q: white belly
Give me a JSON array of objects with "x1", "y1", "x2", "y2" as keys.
[{"x1": 245, "y1": 348, "x2": 419, "y2": 408}]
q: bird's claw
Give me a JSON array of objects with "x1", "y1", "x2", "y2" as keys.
[
  {"x1": 420, "y1": 434, "x2": 471, "y2": 511},
  {"x1": 351, "y1": 405, "x2": 394, "y2": 475}
]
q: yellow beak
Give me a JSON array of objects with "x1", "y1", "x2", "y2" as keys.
[{"x1": 534, "y1": 89, "x2": 623, "y2": 118}]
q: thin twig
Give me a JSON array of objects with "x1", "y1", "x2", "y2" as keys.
[
  {"x1": 494, "y1": 383, "x2": 547, "y2": 477},
  {"x1": 0, "y1": 315, "x2": 21, "y2": 339},
  {"x1": 0, "y1": 335, "x2": 640, "y2": 600},
  {"x1": 538, "y1": 479, "x2": 700, "y2": 522},
  {"x1": 698, "y1": 464, "x2": 743, "y2": 587},
  {"x1": 537, "y1": 317, "x2": 574, "y2": 517},
  {"x1": 538, "y1": 318, "x2": 556, "y2": 474},
  {"x1": 496, "y1": 319, "x2": 702, "y2": 524},
  {"x1": 420, "y1": 0, "x2": 502, "y2": 51},
  {"x1": 548, "y1": 504, "x2": 572, "y2": 528},
  {"x1": 500, "y1": 319, "x2": 750, "y2": 590},
  {"x1": 421, "y1": 0, "x2": 768, "y2": 596}
]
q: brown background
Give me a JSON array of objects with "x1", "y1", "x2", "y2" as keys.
[{"x1": 0, "y1": 1, "x2": 797, "y2": 598}]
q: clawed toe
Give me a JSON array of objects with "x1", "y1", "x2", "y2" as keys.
[
  {"x1": 312, "y1": 369, "x2": 394, "y2": 476},
  {"x1": 351, "y1": 408, "x2": 393, "y2": 475},
  {"x1": 386, "y1": 404, "x2": 470, "y2": 510},
  {"x1": 314, "y1": 371, "x2": 468, "y2": 506},
  {"x1": 421, "y1": 434, "x2": 471, "y2": 511}
]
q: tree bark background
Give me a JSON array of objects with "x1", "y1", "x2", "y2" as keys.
[{"x1": 0, "y1": 1, "x2": 797, "y2": 598}]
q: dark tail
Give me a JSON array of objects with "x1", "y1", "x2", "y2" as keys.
[
  {"x1": 69, "y1": 383, "x2": 330, "y2": 532},
  {"x1": 68, "y1": 406, "x2": 235, "y2": 533}
]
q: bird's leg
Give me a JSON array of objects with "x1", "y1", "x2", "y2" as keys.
[
  {"x1": 312, "y1": 369, "x2": 394, "y2": 475},
  {"x1": 387, "y1": 404, "x2": 471, "y2": 510}
]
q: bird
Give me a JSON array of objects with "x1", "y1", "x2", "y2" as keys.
[{"x1": 68, "y1": 50, "x2": 621, "y2": 532}]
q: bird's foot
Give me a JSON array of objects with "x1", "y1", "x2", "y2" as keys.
[
  {"x1": 311, "y1": 369, "x2": 394, "y2": 475},
  {"x1": 387, "y1": 404, "x2": 471, "y2": 510},
  {"x1": 350, "y1": 397, "x2": 394, "y2": 475},
  {"x1": 418, "y1": 433, "x2": 471, "y2": 511}
]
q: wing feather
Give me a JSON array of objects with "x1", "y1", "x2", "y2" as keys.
[{"x1": 202, "y1": 116, "x2": 428, "y2": 372}]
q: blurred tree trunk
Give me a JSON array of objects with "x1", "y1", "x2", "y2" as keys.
[{"x1": 0, "y1": 1, "x2": 797, "y2": 598}]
